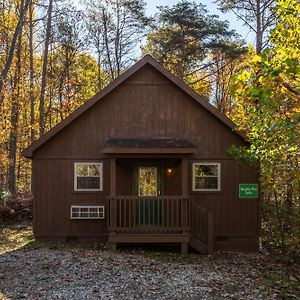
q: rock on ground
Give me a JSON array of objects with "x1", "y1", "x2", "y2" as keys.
[{"x1": 0, "y1": 248, "x2": 280, "y2": 299}]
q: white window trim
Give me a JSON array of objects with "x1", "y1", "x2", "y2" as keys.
[
  {"x1": 192, "y1": 162, "x2": 221, "y2": 192},
  {"x1": 70, "y1": 205, "x2": 105, "y2": 219},
  {"x1": 74, "y1": 162, "x2": 103, "y2": 191}
]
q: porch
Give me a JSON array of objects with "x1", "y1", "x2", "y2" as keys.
[
  {"x1": 105, "y1": 139, "x2": 214, "y2": 254},
  {"x1": 107, "y1": 195, "x2": 214, "y2": 254}
]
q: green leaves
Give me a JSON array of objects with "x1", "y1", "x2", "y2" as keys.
[
  {"x1": 142, "y1": 0, "x2": 242, "y2": 81},
  {"x1": 230, "y1": 0, "x2": 300, "y2": 256},
  {"x1": 270, "y1": 69, "x2": 281, "y2": 77}
]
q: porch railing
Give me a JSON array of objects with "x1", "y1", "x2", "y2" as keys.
[
  {"x1": 189, "y1": 199, "x2": 214, "y2": 254},
  {"x1": 108, "y1": 196, "x2": 214, "y2": 253},
  {"x1": 108, "y1": 196, "x2": 190, "y2": 233}
]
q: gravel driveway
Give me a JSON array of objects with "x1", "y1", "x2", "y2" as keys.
[{"x1": 0, "y1": 247, "x2": 281, "y2": 299}]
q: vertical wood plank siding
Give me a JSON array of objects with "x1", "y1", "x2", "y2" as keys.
[{"x1": 32, "y1": 64, "x2": 259, "y2": 249}]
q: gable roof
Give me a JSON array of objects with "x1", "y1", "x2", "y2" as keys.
[{"x1": 22, "y1": 55, "x2": 246, "y2": 158}]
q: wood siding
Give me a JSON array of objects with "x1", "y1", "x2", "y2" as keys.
[
  {"x1": 34, "y1": 65, "x2": 247, "y2": 159},
  {"x1": 31, "y1": 64, "x2": 259, "y2": 250}
]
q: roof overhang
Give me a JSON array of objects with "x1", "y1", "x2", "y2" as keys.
[{"x1": 102, "y1": 138, "x2": 196, "y2": 154}]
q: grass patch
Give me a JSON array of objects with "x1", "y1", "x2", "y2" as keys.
[
  {"x1": 24, "y1": 240, "x2": 103, "y2": 250},
  {"x1": 25, "y1": 240, "x2": 81, "y2": 250},
  {"x1": 0, "y1": 223, "x2": 105, "y2": 254},
  {"x1": 0, "y1": 224, "x2": 34, "y2": 254}
]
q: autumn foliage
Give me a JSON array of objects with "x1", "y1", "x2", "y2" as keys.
[
  {"x1": 230, "y1": 0, "x2": 300, "y2": 255},
  {"x1": 0, "y1": 0, "x2": 299, "y2": 256}
]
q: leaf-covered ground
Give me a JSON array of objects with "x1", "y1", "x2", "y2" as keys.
[{"x1": 0, "y1": 224, "x2": 299, "y2": 299}]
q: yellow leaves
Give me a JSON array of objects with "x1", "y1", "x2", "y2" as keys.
[
  {"x1": 251, "y1": 55, "x2": 262, "y2": 64},
  {"x1": 284, "y1": 111, "x2": 292, "y2": 117},
  {"x1": 234, "y1": 82, "x2": 244, "y2": 91},
  {"x1": 236, "y1": 70, "x2": 251, "y2": 83}
]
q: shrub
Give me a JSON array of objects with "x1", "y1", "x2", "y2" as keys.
[{"x1": 0, "y1": 192, "x2": 32, "y2": 223}]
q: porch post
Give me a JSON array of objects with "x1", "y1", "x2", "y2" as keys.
[
  {"x1": 110, "y1": 158, "x2": 116, "y2": 197},
  {"x1": 181, "y1": 158, "x2": 188, "y2": 196},
  {"x1": 108, "y1": 158, "x2": 117, "y2": 251},
  {"x1": 181, "y1": 158, "x2": 189, "y2": 254}
]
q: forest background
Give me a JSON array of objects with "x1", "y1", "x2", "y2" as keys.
[{"x1": 0, "y1": 0, "x2": 299, "y2": 255}]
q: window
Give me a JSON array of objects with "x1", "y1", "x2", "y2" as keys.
[
  {"x1": 71, "y1": 206, "x2": 105, "y2": 219},
  {"x1": 74, "y1": 162, "x2": 103, "y2": 191},
  {"x1": 192, "y1": 163, "x2": 221, "y2": 191},
  {"x1": 138, "y1": 167, "x2": 158, "y2": 196}
]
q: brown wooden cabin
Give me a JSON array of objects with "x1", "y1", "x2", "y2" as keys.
[{"x1": 22, "y1": 55, "x2": 260, "y2": 254}]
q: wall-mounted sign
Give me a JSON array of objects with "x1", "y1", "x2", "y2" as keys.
[{"x1": 239, "y1": 184, "x2": 258, "y2": 199}]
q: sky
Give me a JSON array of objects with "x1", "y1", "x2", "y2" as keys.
[{"x1": 144, "y1": 0, "x2": 255, "y2": 46}]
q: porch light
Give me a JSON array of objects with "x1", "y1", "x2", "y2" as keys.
[{"x1": 167, "y1": 168, "x2": 172, "y2": 174}]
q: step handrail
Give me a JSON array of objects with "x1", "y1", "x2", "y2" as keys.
[{"x1": 189, "y1": 199, "x2": 214, "y2": 255}]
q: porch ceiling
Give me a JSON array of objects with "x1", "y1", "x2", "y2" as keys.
[{"x1": 102, "y1": 138, "x2": 196, "y2": 154}]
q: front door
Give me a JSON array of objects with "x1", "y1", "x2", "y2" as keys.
[
  {"x1": 133, "y1": 165, "x2": 162, "y2": 225},
  {"x1": 138, "y1": 166, "x2": 159, "y2": 196}
]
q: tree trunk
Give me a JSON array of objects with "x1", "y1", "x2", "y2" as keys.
[
  {"x1": 8, "y1": 20, "x2": 23, "y2": 194},
  {"x1": 97, "y1": 49, "x2": 102, "y2": 90},
  {"x1": 29, "y1": 0, "x2": 35, "y2": 142},
  {"x1": 286, "y1": 181, "x2": 293, "y2": 214},
  {"x1": 39, "y1": 0, "x2": 53, "y2": 137},
  {"x1": 114, "y1": 0, "x2": 121, "y2": 76},
  {"x1": 256, "y1": 0, "x2": 263, "y2": 54},
  {"x1": 102, "y1": 7, "x2": 115, "y2": 80},
  {"x1": 0, "y1": 0, "x2": 30, "y2": 100}
]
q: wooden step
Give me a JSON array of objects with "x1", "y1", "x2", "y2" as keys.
[
  {"x1": 188, "y1": 236, "x2": 208, "y2": 254},
  {"x1": 108, "y1": 233, "x2": 190, "y2": 244}
]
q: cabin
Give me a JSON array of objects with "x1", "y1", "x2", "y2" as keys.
[{"x1": 22, "y1": 55, "x2": 260, "y2": 254}]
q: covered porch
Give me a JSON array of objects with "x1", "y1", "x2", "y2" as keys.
[{"x1": 103, "y1": 139, "x2": 214, "y2": 254}]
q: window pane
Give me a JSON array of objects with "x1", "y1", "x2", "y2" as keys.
[
  {"x1": 77, "y1": 177, "x2": 100, "y2": 189},
  {"x1": 195, "y1": 165, "x2": 218, "y2": 177},
  {"x1": 138, "y1": 167, "x2": 157, "y2": 196},
  {"x1": 90, "y1": 207, "x2": 98, "y2": 213},
  {"x1": 195, "y1": 177, "x2": 218, "y2": 189},
  {"x1": 72, "y1": 212, "x2": 79, "y2": 218},
  {"x1": 88, "y1": 165, "x2": 100, "y2": 176},
  {"x1": 76, "y1": 165, "x2": 89, "y2": 176}
]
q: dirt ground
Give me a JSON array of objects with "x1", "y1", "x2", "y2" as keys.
[{"x1": 0, "y1": 224, "x2": 299, "y2": 299}]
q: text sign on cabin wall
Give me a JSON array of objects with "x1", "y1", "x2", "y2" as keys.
[{"x1": 239, "y1": 184, "x2": 258, "y2": 199}]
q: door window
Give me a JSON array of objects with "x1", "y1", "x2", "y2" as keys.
[{"x1": 138, "y1": 167, "x2": 158, "y2": 196}]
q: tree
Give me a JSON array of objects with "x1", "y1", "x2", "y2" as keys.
[
  {"x1": 39, "y1": 0, "x2": 53, "y2": 137},
  {"x1": 28, "y1": 0, "x2": 36, "y2": 142},
  {"x1": 231, "y1": 0, "x2": 300, "y2": 253},
  {"x1": 208, "y1": 42, "x2": 248, "y2": 115},
  {"x1": 0, "y1": 0, "x2": 101, "y2": 193},
  {"x1": 84, "y1": 0, "x2": 149, "y2": 81},
  {"x1": 8, "y1": 20, "x2": 23, "y2": 194},
  {"x1": 216, "y1": 0, "x2": 277, "y2": 54},
  {"x1": 50, "y1": 8, "x2": 86, "y2": 122},
  {"x1": 0, "y1": 0, "x2": 30, "y2": 100},
  {"x1": 141, "y1": 0, "x2": 243, "y2": 99}
]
